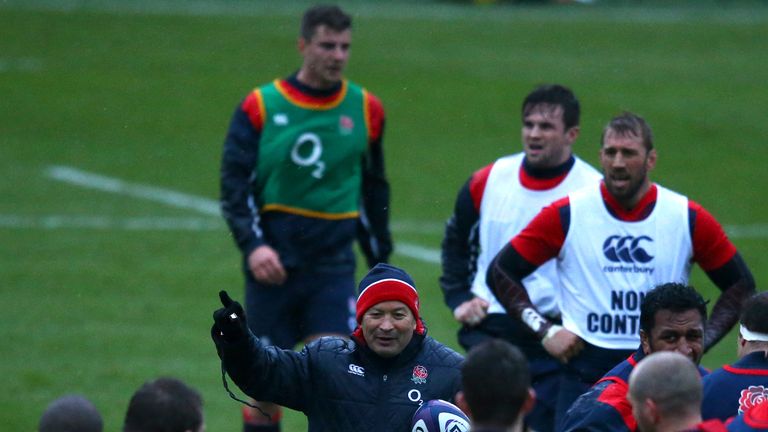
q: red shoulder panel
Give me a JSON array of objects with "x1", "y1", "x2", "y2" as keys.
[
  {"x1": 689, "y1": 201, "x2": 737, "y2": 271},
  {"x1": 469, "y1": 164, "x2": 494, "y2": 212},
  {"x1": 510, "y1": 197, "x2": 569, "y2": 266},
  {"x1": 364, "y1": 91, "x2": 385, "y2": 142},
  {"x1": 241, "y1": 90, "x2": 265, "y2": 131},
  {"x1": 596, "y1": 380, "x2": 636, "y2": 431}
]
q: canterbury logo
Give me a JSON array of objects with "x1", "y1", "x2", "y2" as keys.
[
  {"x1": 602, "y1": 235, "x2": 654, "y2": 264},
  {"x1": 348, "y1": 364, "x2": 365, "y2": 377}
]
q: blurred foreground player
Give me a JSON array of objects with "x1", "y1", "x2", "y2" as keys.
[
  {"x1": 122, "y1": 377, "x2": 204, "y2": 432},
  {"x1": 628, "y1": 352, "x2": 725, "y2": 432},
  {"x1": 38, "y1": 395, "x2": 103, "y2": 432},
  {"x1": 455, "y1": 339, "x2": 535, "y2": 432},
  {"x1": 703, "y1": 291, "x2": 768, "y2": 421}
]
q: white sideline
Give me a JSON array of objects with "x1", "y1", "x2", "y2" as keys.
[
  {"x1": 43, "y1": 165, "x2": 441, "y2": 263},
  {"x1": 46, "y1": 165, "x2": 221, "y2": 216},
  {"x1": 0, "y1": 214, "x2": 223, "y2": 231}
]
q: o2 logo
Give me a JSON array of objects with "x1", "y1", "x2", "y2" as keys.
[
  {"x1": 408, "y1": 389, "x2": 422, "y2": 405},
  {"x1": 602, "y1": 235, "x2": 654, "y2": 264},
  {"x1": 291, "y1": 133, "x2": 325, "y2": 179}
]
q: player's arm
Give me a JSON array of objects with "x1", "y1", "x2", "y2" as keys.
[
  {"x1": 690, "y1": 202, "x2": 756, "y2": 351},
  {"x1": 439, "y1": 167, "x2": 488, "y2": 312},
  {"x1": 212, "y1": 291, "x2": 310, "y2": 411},
  {"x1": 358, "y1": 91, "x2": 392, "y2": 267},
  {"x1": 220, "y1": 92, "x2": 266, "y2": 257},
  {"x1": 487, "y1": 199, "x2": 568, "y2": 339}
]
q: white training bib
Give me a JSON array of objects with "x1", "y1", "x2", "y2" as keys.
[
  {"x1": 470, "y1": 153, "x2": 601, "y2": 316},
  {"x1": 559, "y1": 184, "x2": 693, "y2": 349}
]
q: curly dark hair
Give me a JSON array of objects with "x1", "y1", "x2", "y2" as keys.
[{"x1": 640, "y1": 282, "x2": 708, "y2": 335}]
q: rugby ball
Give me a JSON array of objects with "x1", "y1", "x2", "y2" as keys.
[{"x1": 410, "y1": 399, "x2": 470, "y2": 432}]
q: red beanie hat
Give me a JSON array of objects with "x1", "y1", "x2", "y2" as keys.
[{"x1": 355, "y1": 263, "x2": 425, "y2": 335}]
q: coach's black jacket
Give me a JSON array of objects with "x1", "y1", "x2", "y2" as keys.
[{"x1": 214, "y1": 327, "x2": 464, "y2": 432}]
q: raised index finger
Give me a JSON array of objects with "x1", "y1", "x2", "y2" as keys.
[{"x1": 219, "y1": 290, "x2": 234, "y2": 307}]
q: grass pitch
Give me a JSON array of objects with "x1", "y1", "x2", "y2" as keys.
[{"x1": 1, "y1": 0, "x2": 767, "y2": 430}]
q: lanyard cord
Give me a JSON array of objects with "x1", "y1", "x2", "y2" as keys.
[{"x1": 220, "y1": 361, "x2": 272, "y2": 421}]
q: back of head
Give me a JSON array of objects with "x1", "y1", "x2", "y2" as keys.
[
  {"x1": 601, "y1": 111, "x2": 654, "y2": 152},
  {"x1": 461, "y1": 339, "x2": 530, "y2": 426},
  {"x1": 123, "y1": 377, "x2": 203, "y2": 432},
  {"x1": 741, "y1": 292, "x2": 768, "y2": 337},
  {"x1": 301, "y1": 4, "x2": 352, "y2": 40},
  {"x1": 629, "y1": 351, "x2": 702, "y2": 418},
  {"x1": 39, "y1": 394, "x2": 103, "y2": 432},
  {"x1": 640, "y1": 282, "x2": 708, "y2": 335},
  {"x1": 739, "y1": 291, "x2": 768, "y2": 357},
  {"x1": 522, "y1": 84, "x2": 580, "y2": 130}
]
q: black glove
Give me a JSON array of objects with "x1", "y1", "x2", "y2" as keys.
[{"x1": 211, "y1": 290, "x2": 248, "y2": 343}]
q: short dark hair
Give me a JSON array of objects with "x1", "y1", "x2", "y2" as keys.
[
  {"x1": 461, "y1": 339, "x2": 530, "y2": 426},
  {"x1": 301, "y1": 5, "x2": 352, "y2": 41},
  {"x1": 123, "y1": 377, "x2": 203, "y2": 432},
  {"x1": 39, "y1": 395, "x2": 103, "y2": 432},
  {"x1": 640, "y1": 283, "x2": 708, "y2": 335},
  {"x1": 601, "y1": 111, "x2": 654, "y2": 152},
  {"x1": 522, "y1": 84, "x2": 580, "y2": 130},
  {"x1": 741, "y1": 292, "x2": 768, "y2": 334}
]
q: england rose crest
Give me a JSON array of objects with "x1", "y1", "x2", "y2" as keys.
[
  {"x1": 738, "y1": 385, "x2": 768, "y2": 414},
  {"x1": 412, "y1": 365, "x2": 428, "y2": 384}
]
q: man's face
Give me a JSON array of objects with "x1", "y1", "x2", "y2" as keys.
[
  {"x1": 361, "y1": 300, "x2": 417, "y2": 358},
  {"x1": 298, "y1": 25, "x2": 350, "y2": 89},
  {"x1": 640, "y1": 308, "x2": 704, "y2": 364},
  {"x1": 600, "y1": 130, "x2": 656, "y2": 208},
  {"x1": 522, "y1": 104, "x2": 577, "y2": 169}
]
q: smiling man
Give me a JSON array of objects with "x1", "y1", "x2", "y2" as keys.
[
  {"x1": 211, "y1": 263, "x2": 463, "y2": 432},
  {"x1": 218, "y1": 5, "x2": 392, "y2": 431},
  {"x1": 487, "y1": 112, "x2": 755, "y2": 429}
]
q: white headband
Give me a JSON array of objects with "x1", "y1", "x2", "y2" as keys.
[{"x1": 740, "y1": 324, "x2": 768, "y2": 342}]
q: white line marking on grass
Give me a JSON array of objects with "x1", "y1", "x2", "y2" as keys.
[
  {"x1": 46, "y1": 165, "x2": 220, "y2": 216},
  {"x1": 0, "y1": 214, "x2": 223, "y2": 230},
  {"x1": 725, "y1": 224, "x2": 768, "y2": 240},
  {"x1": 396, "y1": 243, "x2": 440, "y2": 264},
  {"x1": 43, "y1": 165, "x2": 443, "y2": 263},
  {"x1": 0, "y1": 57, "x2": 43, "y2": 73}
]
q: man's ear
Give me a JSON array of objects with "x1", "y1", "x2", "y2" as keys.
[
  {"x1": 646, "y1": 148, "x2": 658, "y2": 171},
  {"x1": 522, "y1": 387, "x2": 536, "y2": 415},
  {"x1": 640, "y1": 329, "x2": 651, "y2": 355},
  {"x1": 738, "y1": 333, "x2": 748, "y2": 348},
  {"x1": 297, "y1": 37, "x2": 307, "y2": 53},
  {"x1": 566, "y1": 126, "x2": 580, "y2": 144},
  {"x1": 646, "y1": 398, "x2": 661, "y2": 425},
  {"x1": 455, "y1": 391, "x2": 472, "y2": 418}
]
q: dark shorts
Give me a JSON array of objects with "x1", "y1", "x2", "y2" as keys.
[{"x1": 244, "y1": 268, "x2": 356, "y2": 349}]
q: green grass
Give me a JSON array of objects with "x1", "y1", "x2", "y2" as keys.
[{"x1": 2, "y1": 0, "x2": 767, "y2": 430}]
